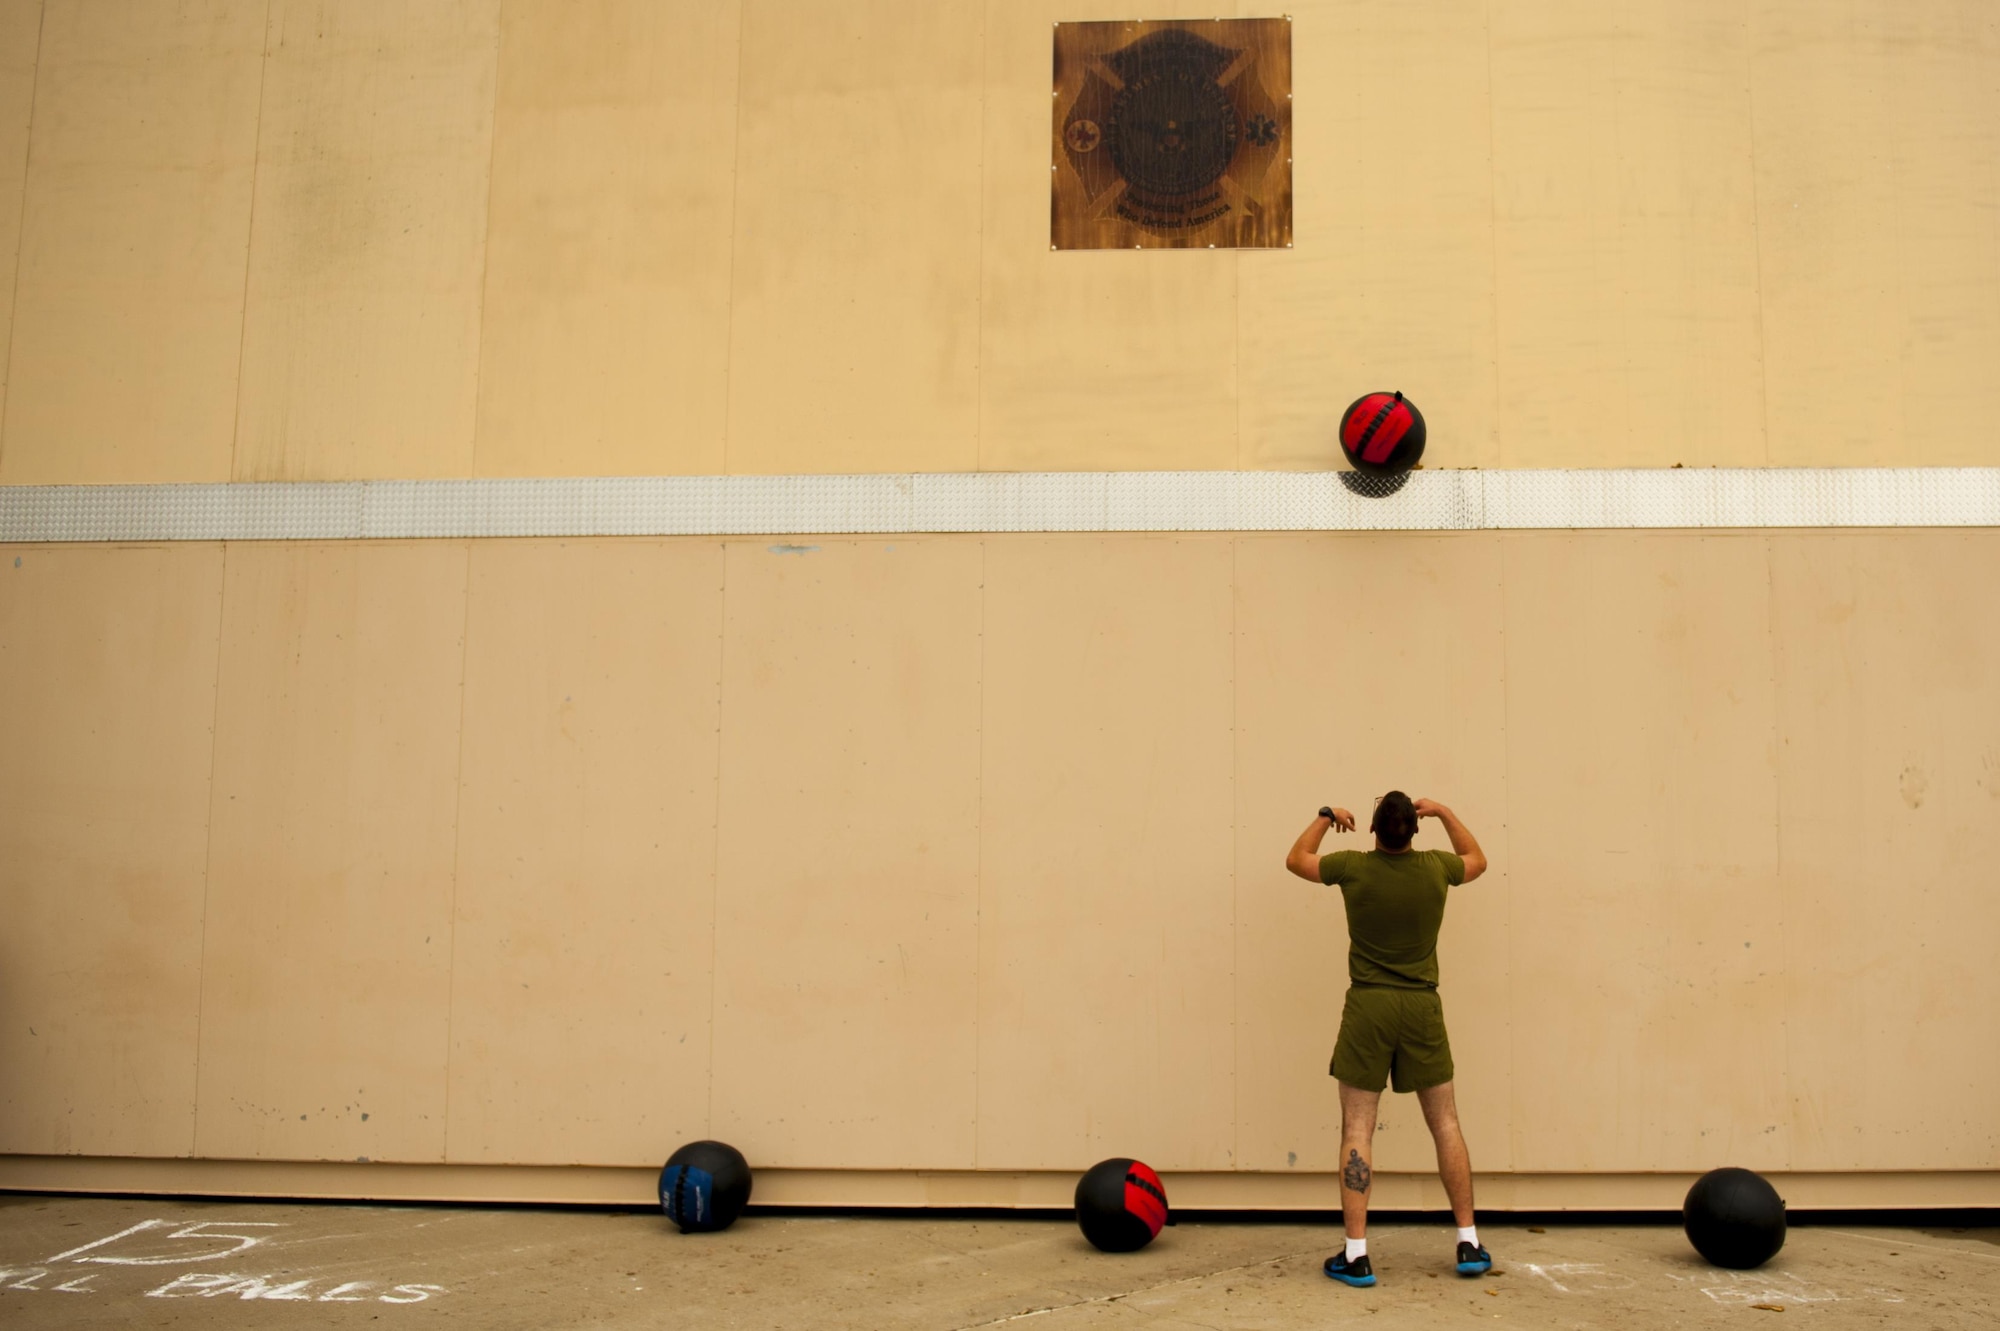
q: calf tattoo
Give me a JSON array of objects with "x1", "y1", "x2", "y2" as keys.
[{"x1": 1343, "y1": 1148, "x2": 1372, "y2": 1194}]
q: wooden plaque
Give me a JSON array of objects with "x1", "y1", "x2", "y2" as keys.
[{"x1": 1052, "y1": 18, "x2": 1292, "y2": 251}]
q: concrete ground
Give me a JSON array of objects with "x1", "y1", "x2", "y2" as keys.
[{"x1": 0, "y1": 1194, "x2": 1994, "y2": 1329}]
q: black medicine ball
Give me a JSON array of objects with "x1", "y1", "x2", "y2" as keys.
[
  {"x1": 1338, "y1": 390, "x2": 1427, "y2": 476},
  {"x1": 659, "y1": 1140, "x2": 753, "y2": 1233},
  {"x1": 1683, "y1": 1167, "x2": 1786, "y2": 1269},
  {"x1": 1074, "y1": 1158, "x2": 1168, "y2": 1253}
]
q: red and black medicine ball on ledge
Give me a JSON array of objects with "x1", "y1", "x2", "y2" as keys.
[
  {"x1": 1075, "y1": 1158, "x2": 1169, "y2": 1252},
  {"x1": 1339, "y1": 390, "x2": 1427, "y2": 476}
]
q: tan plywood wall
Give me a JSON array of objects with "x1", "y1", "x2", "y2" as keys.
[
  {"x1": 977, "y1": 537, "x2": 1237, "y2": 1168},
  {"x1": 473, "y1": 1, "x2": 740, "y2": 478},
  {"x1": 3, "y1": 530, "x2": 1996, "y2": 1187},
  {"x1": 194, "y1": 542, "x2": 470, "y2": 1161},
  {"x1": 0, "y1": 543, "x2": 224, "y2": 1156},
  {"x1": 0, "y1": 1, "x2": 44, "y2": 441},
  {"x1": 2, "y1": 0, "x2": 263, "y2": 484},
  {"x1": 1769, "y1": 532, "x2": 2000, "y2": 1170},
  {"x1": 1503, "y1": 534, "x2": 1792, "y2": 1171},
  {"x1": 710, "y1": 539, "x2": 984, "y2": 1166},
  {"x1": 1752, "y1": 4, "x2": 2000, "y2": 467},
  {"x1": 1, "y1": 0, "x2": 1996, "y2": 483},
  {"x1": 448, "y1": 539, "x2": 724, "y2": 1164},
  {"x1": 231, "y1": 1, "x2": 499, "y2": 482}
]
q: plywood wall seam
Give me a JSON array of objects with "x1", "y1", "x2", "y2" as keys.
[
  {"x1": 1231, "y1": 250, "x2": 1242, "y2": 472},
  {"x1": 1478, "y1": 0, "x2": 1503, "y2": 468},
  {"x1": 1226, "y1": 533, "x2": 1240, "y2": 1168},
  {"x1": 462, "y1": 7, "x2": 504, "y2": 483},
  {"x1": 0, "y1": 0, "x2": 44, "y2": 480},
  {"x1": 972, "y1": 0, "x2": 988, "y2": 472},
  {"x1": 1743, "y1": 10, "x2": 1774, "y2": 470},
  {"x1": 185, "y1": 540, "x2": 232, "y2": 1158},
  {"x1": 1882, "y1": 49, "x2": 1917, "y2": 441},
  {"x1": 1495, "y1": 528, "x2": 1519, "y2": 1170},
  {"x1": 704, "y1": 543, "x2": 729, "y2": 1134},
  {"x1": 221, "y1": 3, "x2": 274, "y2": 485},
  {"x1": 970, "y1": 537, "x2": 986, "y2": 1165},
  {"x1": 716, "y1": 2, "x2": 750, "y2": 476},
  {"x1": 439, "y1": 540, "x2": 475, "y2": 1163},
  {"x1": 1762, "y1": 533, "x2": 1794, "y2": 1170}
]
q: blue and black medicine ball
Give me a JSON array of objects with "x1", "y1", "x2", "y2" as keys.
[{"x1": 659, "y1": 1140, "x2": 753, "y2": 1233}]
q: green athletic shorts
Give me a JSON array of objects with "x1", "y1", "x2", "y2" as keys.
[{"x1": 1330, "y1": 985, "x2": 1455, "y2": 1094}]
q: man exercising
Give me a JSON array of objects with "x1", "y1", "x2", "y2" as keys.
[{"x1": 1284, "y1": 791, "x2": 1490, "y2": 1288}]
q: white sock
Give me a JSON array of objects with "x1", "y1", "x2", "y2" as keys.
[
  {"x1": 1345, "y1": 1236, "x2": 1367, "y2": 1261},
  {"x1": 1457, "y1": 1226, "x2": 1479, "y2": 1248}
]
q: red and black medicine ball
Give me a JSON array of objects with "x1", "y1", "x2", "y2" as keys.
[
  {"x1": 1339, "y1": 390, "x2": 1427, "y2": 476},
  {"x1": 1074, "y1": 1158, "x2": 1168, "y2": 1253}
]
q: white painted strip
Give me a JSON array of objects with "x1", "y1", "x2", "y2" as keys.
[{"x1": 1, "y1": 469, "x2": 1996, "y2": 542}]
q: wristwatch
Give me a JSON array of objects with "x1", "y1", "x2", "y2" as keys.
[{"x1": 1319, "y1": 806, "x2": 1336, "y2": 821}]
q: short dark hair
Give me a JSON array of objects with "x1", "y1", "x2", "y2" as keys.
[{"x1": 1372, "y1": 790, "x2": 1417, "y2": 851}]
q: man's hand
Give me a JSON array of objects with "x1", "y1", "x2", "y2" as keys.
[
  {"x1": 1414, "y1": 797, "x2": 1486, "y2": 882},
  {"x1": 1287, "y1": 808, "x2": 1351, "y2": 881}
]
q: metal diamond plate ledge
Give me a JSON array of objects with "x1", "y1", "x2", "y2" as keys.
[{"x1": 2, "y1": 470, "x2": 1996, "y2": 542}]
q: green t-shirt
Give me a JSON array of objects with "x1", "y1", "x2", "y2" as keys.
[{"x1": 1318, "y1": 848, "x2": 1466, "y2": 989}]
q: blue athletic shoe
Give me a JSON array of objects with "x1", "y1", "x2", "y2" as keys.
[
  {"x1": 1324, "y1": 1251, "x2": 1376, "y2": 1287},
  {"x1": 1456, "y1": 1241, "x2": 1492, "y2": 1276}
]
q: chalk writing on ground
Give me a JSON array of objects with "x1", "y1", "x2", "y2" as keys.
[
  {"x1": 0, "y1": 1217, "x2": 448, "y2": 1305},
  {"x1": 1527, "y1": 1258, "x2": 1909, "y2": 1307},
  {"x1": 1522, "y1": 1262, "x2": 1636, "y2": 1293}
]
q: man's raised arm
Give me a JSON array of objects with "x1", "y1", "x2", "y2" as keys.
[
  {"x1": 1413, "y1": 799, "x2": 1486, "y2": 882},
  {"x1": 1285, "y1": 806, "x2": 1355, "y2": 881}
]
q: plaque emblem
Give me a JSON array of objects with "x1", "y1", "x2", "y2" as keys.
[
  {"x1": 1053, "y1": 19, "x2": 1292, "y2": 250},
  {"x1": 1104, "y1": 30, "x2": 1238, "y2": 201}
]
